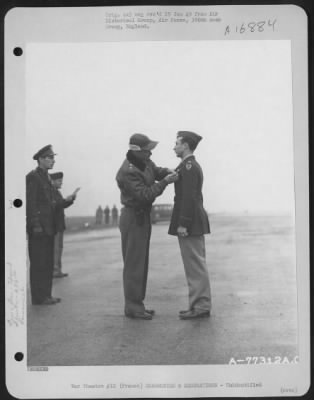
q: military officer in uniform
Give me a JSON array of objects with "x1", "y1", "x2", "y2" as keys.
[
  {"x1": 116, "y1": 133, "x2": 178, "y2": 320},
  {"x1": 168, "y1": 131, "x2": 211, "y2": 319},
  {"x1": 26, "y1": 145, "x2": 61, "y2": 305},
  {"x1": 50, "y1": 172, "x2": 79, "y2": 278}
]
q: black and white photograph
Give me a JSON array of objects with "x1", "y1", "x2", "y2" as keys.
[{"x1": 4, "y1": 4, "x2": 310, "y2": 398}]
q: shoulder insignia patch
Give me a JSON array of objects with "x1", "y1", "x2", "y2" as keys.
[{"x1": 186, "y1": 162, "x2": 192, "y2": 170}]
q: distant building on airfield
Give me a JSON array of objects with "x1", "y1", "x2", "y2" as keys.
[{"x1": 151, "y1": 204, "x2": 173, "y2": 224}]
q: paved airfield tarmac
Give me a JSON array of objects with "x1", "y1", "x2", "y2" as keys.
[{"x1": 27, "y1": 214, "x2": 298, "y2": 366}]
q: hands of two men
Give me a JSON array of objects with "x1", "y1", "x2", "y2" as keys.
[{"x1": 164, "y1": 170, "x2": 179, "y2": 184}]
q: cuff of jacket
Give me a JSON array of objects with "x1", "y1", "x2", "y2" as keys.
[
  {"x1": 159, "y1": 179, "x2": 169, "y2": 189},
  {"x1": 157, "y1": 168, "x2": 171, "y2": 180}
]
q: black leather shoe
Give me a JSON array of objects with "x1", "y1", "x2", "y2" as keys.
[
  {"x1": 53, "y1": 272, "x2": 68, "y2": 278},
  {"x1": 49, "y1": 297, "x2": 61, "y2": 303},
  {"x1": 145, "y1": 309, "x2": 155, "y2": 315},
  {"x1": 179, "y1": 309, "x2": 191, "y2": 315},
  {"x1": 32, "y1": 298, "x2": 56, "y2": 306},
  {"x1": 125, "y1": 311, "x2": 153, "y2": 320},
  {"x1": 179, "y1": 309, "x2": 210, "y2": 320}
]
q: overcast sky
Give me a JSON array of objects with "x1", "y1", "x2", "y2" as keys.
[{"x1": 25, "y1": 40, "x2": 294, "y2": 216}]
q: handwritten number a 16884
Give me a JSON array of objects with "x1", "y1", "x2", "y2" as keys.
[{"x1": 224, "y1": 19, "x2": 276, "y2": 36}]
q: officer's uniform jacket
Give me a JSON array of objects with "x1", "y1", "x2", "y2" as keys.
[
  {"x1": 168, "y1": 155, "x2": 210, "y2": 236},
  {"x1": 53, "y1": 189, "x2": 74, "y2": 232},
  {"x1": 116, "y1": 151, "x2": 169, "y2": 210},
  {"x1": 26, "y1": 167, "x2": 57, "y2": 236}
]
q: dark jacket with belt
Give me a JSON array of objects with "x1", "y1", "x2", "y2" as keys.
[
  {"x1": 53, "y1": 189, "x2": 74, "y2": 232},
  {"x1": 26, "y1": 167, "x2": 57, "y2": 236},
  {"x1": 168, "y1": 155, "x2": 210, "y2": 236},
  {"x1": 116, "y1": 151, "x2": 170, "y2": 210}
]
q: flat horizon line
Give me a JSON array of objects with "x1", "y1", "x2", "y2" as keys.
[{"x1": 66, "y1": 212, "x2": 294, "y2": 218}]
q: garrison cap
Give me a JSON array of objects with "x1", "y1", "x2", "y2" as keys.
[
  {"x1": 177, "y1": 131, "x2": 202, "y2": 147},
  {"x1": 33, "y1": 145, "x2": 56, "y2": 160},
  {"x1": 50, "y1": 172, "x2": 63, "y2": 180},
  {"x1": 129, "y1": 133, "x2": 158, "y2": 151}
]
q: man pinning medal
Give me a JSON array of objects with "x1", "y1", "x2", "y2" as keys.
[{"x1": 116, "y1": 133, "x2": 178, "y2": 320}]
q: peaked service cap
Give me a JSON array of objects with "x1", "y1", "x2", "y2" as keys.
[
  {"x1": 129, "y1": 133, "x2": 158, "y2": 151},
  {"x1": 50, "y1": 172, "x2": 64, "y2": 180},
  {"x1": 33, "y1": 145, "x2": 56, "y2": 160}
]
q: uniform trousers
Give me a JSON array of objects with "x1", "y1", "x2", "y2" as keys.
[
  {"x1": 119, "y1": 207, "x2": 152, "y2": 313},
  {"x1": 28, "y1": 234, "x2": 54, "y2": 303},
  {"x1": 178, "y1": 235, "x2": 211, "y2": 311},
  {"x1": 53, "y1": 231, "x2": 64, "y2": 272}
]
